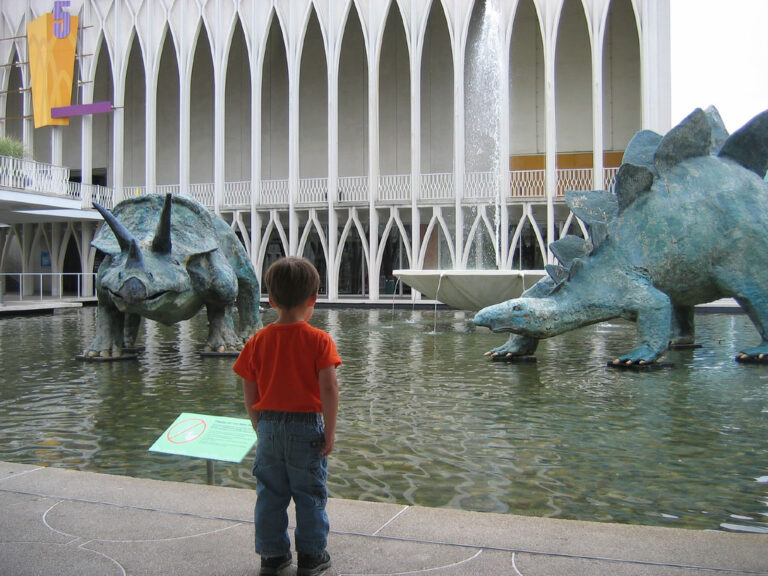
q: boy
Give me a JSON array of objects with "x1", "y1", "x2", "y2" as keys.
[{"x1": 233, "y1": 257, "x2": 341, "y2": 576}]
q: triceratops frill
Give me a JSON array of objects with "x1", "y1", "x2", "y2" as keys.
[
  {"x1": 474, "y1": 106, "x2": 768, "y2": 366},
  {"x1": 82, "y1": 193, "x2": 261, "y2": 359}
]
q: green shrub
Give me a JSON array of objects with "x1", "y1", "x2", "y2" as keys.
[{"x1": 0, "y1": 136, "x2": 24, "y2": 158}]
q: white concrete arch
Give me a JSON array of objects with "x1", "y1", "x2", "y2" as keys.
[
  {"x1": 506, "y1": 203, "x2": 547, "y2": 268},
  {"x1": 418, "y1": 207, "x2": 456, "y2": 268},
  {"x1": 334, "y1": 207, "x2": 370, "y2": 291},
  {"x1": 0, "y1": 227, "x2": 17, "y2": 273},
  {"x1": 297, "y1": 208, "x2": 329, "y2": 269},
  {"x1": 230, "y1": 211, "x2": 252, "y2": 257},
  {"x1": 256, "y1": 209, "x2": 289, "y2": 278},
  {"x1": 462, "y1": 205, "x2": 498, "y2": 268},
  {"x1": 375, "y1": 207, "x2": 413, "y2": 277},
  {"x1": 560, "y1": 211, "x2": 589, "y2": 240}
]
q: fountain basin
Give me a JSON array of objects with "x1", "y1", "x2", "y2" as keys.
[{"x1": 393, "y1": 269, "x2": 545, "y2": 310}]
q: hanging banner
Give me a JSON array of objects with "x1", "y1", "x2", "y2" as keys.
[{"x1": 26, "y1": 2, "x2": 78, "y2": 128}]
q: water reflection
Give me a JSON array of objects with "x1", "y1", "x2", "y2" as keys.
[{"x1": 0, "y1": 307, "x2": 766, "y2": 532}]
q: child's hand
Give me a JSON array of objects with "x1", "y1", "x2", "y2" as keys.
[{"x1": 320, "y1": 430, "x2": 334, "y2": 456}]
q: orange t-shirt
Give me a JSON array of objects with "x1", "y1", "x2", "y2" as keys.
[{"x1": 233, "y1": 322, "x2": 341, "y2": 413}]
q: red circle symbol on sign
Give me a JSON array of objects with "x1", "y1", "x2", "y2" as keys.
[{"x1": 166, "y1": 418, "x2": 207, "y2": 444}]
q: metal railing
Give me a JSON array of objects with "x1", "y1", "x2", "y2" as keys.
[
  {"x1": 0, "y1": 155, "x2": 70, "y2": 196},
  {"x1": 0, "y1": 272, "x2": 97, "y2": 302},
  {"x1": 69, "y1": 181, "x2": 115, "y2": 209},
  {"x1": 2, "y1": 153, "x2": 628, "y2": 214},
  {"x1": 338, "y1": 176, "x2": 368, "y2": 203},
  {"x1": 465, "y1": 171, "x2": 499, "y2": 201},
  {"x1": 298, "y1": 177, "x2": 327, "y2": 205},
  {"x1": 510, "y1": 169, "x2": 546, "y2": 198},
  {"x1": 421, "y1": 172, "x2": 454, "y2": 201},
  {"x1": 379, "y1": 174, "x2": 410, "y2": 203},
  {"x1": 224, "y1": 180, "x2": 251, "y2": 207},
  {"x1": 557, "y1": 168, "x2": 593, "y2": 196},
  {"x1": 261, "y1": 179, "x2": 289, "y2": 205}
]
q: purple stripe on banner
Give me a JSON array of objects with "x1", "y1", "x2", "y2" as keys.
[{"x1": 51, "y1": 101, "x2": 113, "y2": 118}]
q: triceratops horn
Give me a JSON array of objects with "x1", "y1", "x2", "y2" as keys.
[
  {"x1": 127, "y1": 238, "x2": 145, "y2": 269},
  {"x1": 93, "y1": 201, "x2": 135, "y2": 252},
  {"x1": 152, "y1": 193, "x2": 173, "y2": 254}
]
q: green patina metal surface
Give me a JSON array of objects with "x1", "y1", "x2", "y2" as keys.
[
  {"x1": 83, "y1": 193, "x2": 261, "y2": 359},
  {"x1": 475, "y1": 106, "x2": 768, "y2": 365}
]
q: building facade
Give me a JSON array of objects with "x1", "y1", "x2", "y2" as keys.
[{"x1": 0, "y1": 0, "x2": 670, "y2": 301}]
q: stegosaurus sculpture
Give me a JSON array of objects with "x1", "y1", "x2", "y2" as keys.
[{"x1": 474, "y1": 106, "x2": 768, "y2": 365}]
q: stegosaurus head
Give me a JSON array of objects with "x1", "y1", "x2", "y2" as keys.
[{"x1": 544, "y1": 105, "x2": 768, "y2": 293}]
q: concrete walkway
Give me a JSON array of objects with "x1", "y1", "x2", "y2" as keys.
[{"x1": 1, "y1": 462, "x2": 766, "y2": 576}]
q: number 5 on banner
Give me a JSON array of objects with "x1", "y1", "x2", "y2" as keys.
[{"x1": 53, "y1": 1, "x2": 70, "y2": 39}]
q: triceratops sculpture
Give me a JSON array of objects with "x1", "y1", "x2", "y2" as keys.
[
  {"x1": 82, "y1": 193, "x2": 261, "y2": 359},
  {"x1": 474, "y1": 106, "x2": 768, "y2": 366}
]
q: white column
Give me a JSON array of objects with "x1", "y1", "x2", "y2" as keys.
[
  {"x1": 454, "y1": 38, "x2": 465, "y2": 269},
  {"x1": 410, "y1": 51, "x2": 422, "y2": 279},
  {"x1": 499, "y1": 23, "x2": 511, "y2": 268},
  {"x1": 179, "y1": 75, "x2": 190, "y2": 195},
  {"x1": 213, "y1": 66, "x2": 225, "y2": 215},
  {"x1": 145, "y1": 69, "x2": 157, "y2": 195},
  {"x1": 250, "y1": 49, "x2": 263, "y2": 281},
  {"x1": 637, "y1": 0, "x2": 671, "y2": 133},
  {"x1": 50, "y1": 127, "x2": 62, "y2": 166},
  {"x1": 367, "y1": 52, "x2": 380, "y2": 300},
  {"x1": 288, "y1": 65, "x2": 299, "y2": 256},
  {"x1": 327, "y1": 51, "x2": 339, "y2": 301},
  {"x1": 589, "y1": 1, "x2": 607, "y2": 191},
  {"x1": 80, "y1": 75, "x2": 94, "y2": 207},
  {"x1": 543, "y1": 12, "x2": 558, "y2": 265},
  {"x1": 112, "y1": 78, "x2": 125, "y2": 201}
]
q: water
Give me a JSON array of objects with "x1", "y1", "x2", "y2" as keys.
[
  {"x1": 1, "y1": 307, "x2": 767, "y2": 533},
  {"x1": 465, "y1": 0, "x2": 503, "y2": 268}
]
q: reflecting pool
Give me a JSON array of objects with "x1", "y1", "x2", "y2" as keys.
[{"x1": 0, "y1": 307, "x2": 766, "y2": 532}]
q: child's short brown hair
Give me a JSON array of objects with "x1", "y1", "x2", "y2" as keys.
[{"x1": 265, "y1": 257, "x2": 321, "y2": 309}]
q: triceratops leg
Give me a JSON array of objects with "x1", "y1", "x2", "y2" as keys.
[
  {"x1": 614, "y1": 286, "x2": 672, "y2": 365},
  {"x1": 669, "y1": 304, "x2": 695, "y2": 347},
  {"x1": 123, "y1": 313, "x2": 142, "y2": 348},
  {"x1": 204, "y1": 303, "x2": 243, "y2": 353},
  {"x1": 84, "y1": 294, "x2": 125, "y2": 358}
]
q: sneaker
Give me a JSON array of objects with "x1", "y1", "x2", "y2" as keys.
[
  {"x1": 297, "y1": 551, "x2": 332, "y2": 575},
  {"x1": 259, "y1": 552, "x2": 292, "y2": 575}
]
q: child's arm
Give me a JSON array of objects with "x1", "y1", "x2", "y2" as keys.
[
  {"x1": 242, "y1": 378, "x2": 260, "y2": 432},
  {"x1": 318, "y1": 365, "x2": 339, "y2": 456}
]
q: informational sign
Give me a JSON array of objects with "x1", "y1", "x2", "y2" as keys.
[{"x1": 149, "y1": 413, "x2": 257, "y2": 463}]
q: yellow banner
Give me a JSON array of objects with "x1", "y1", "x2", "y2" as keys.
[{"x1": 27, "y1": 12, "x2": 78, "y2": 128}]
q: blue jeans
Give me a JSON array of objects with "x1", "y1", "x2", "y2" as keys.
[{"x1": 252, "y1": 411, "x2": 329, "y2": 557}]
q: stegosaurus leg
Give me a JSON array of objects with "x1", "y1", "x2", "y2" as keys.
[
  {"x1": 613, "y1": 285, "x2": 672, "y2": 365},
  {"x1": 669, "y1": 305, "x2": 695, "y2": 347},
  {"x1": 485, "y1": 334, "x2": 539, "y2": 358},
  {"x1": 734, "y1": 295, "x2": 768, "y2": 360}
]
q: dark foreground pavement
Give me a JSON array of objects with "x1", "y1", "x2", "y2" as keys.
[{"x1": 1, "y1": 462, "x2": 766, "y2": 576}]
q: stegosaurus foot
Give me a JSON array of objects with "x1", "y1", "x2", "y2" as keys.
[{"x1": 736, "y1": 344, "x2": 768, "y2": 363}]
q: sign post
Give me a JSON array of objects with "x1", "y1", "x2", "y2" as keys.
[{"x1": 149, "y1": 413, "x2": 257, "y2": 485}]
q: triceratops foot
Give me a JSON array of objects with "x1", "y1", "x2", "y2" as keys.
[
  {"x1": 612, "y1": 345, "x2": 664, "y2": 366},
  {"x1": 80, "y1": 345, "x2": 125, "y2": 360},
  {"x1": 484, "y1": 335, "x2": 539, "y2": 359},
  {"x1": 205, "y1": 328, "x2": 246, "y2": 354},
  {"x1": 736, "y1": 343, "x2": 768, "y2": 362}
]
